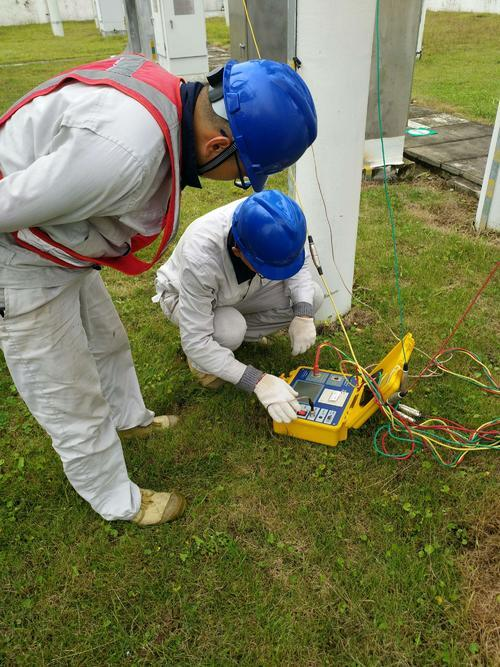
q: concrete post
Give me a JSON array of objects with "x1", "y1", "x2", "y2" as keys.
[
  {"x1": 475, "y1": 102, "x2": 500, "y2": 232},
  {"x1": 123, "y1": 0, "x2": 155, "y2": 59},
  {"x1": 364, "y1": 0, "x2": 423, "y2": 170},
  {"x1": 294, "y1": 1, "x2": 376, "y2": 318},
  {"x1": 416, "y1": 0, "x2": 427, "y2": 59},
  {"x1": 46, "y1": 0, "x2": 64, "y2": 36},
  {"x1": 123, "y1": 0, "x2": 142, "y2": 53}
]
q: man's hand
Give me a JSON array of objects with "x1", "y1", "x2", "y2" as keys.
[
  {"x1": 288, "y1": 316, "x2": 316, "y2": 356},
  {"x1": 254, "y1": 374, "x2": 300, "y2": 423}
]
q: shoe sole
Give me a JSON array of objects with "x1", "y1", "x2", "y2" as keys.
[{"x1": 162, "y1": 492, "x2": 187, "y2": 523}]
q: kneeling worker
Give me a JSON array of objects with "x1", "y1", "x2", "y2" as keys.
[{"x1": 154, "y1": 190, "x2": 324, "y2": 423}]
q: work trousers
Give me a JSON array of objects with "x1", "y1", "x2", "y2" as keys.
[
  {"x1": 216, "y1": 280, "x2": 324, "y2": 349},
  {"x1": 169, "y1": 280, "x2": 324, "y2": 354},
  {"x1": 0, "y1": 271, "x2": 152, "y2": 520}
]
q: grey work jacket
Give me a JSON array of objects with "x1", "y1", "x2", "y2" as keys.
[
  {"x1": 154, "y1": 199, "x2": 317, "y2": 386},
  {"x1": 0, "y1": 82, "x2": 169, "y2": 286}
]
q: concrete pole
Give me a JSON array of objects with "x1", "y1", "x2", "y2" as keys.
[
  {"x1": 294, "y1": 1, "x2": 376, "y2": 319},
  {"x1": 416, "y1": 0, "x2": 427, "y2": 59},
  {"x1": 91, "y1": 0, "x2": 99, "y2": 27},
  {"x1": 123, "y1": 0, "x2": 142, "y2": 53},
  {"x1": 475, "y1": 102, "x2": 500, "y2": 232},
  {"x1": 46, "y1": 0, "x2": 64, "y2": 37},
  {"x1": 364, "y1": 0, "x2": 423, "y2": 170}
]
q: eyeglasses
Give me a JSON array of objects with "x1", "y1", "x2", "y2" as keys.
[
  {"x1": 197, "y1": 129, "x2": 252, "y2": 190},
  {"x1": 233, "y1": 150, "x2": 252, "y2": 190}
]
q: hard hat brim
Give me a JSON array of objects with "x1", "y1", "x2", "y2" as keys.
[
  {"x1": 249, "y1": 247, "x2": 305, "y2": 281},
  {"x1": 245, "y1": 171, "x2": 267, "y2": 193}
]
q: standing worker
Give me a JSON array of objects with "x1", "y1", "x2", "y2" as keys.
[
  {"x1": 154, "y1": 190, "x2": 323, "y2": 422},
  {"x1": 0, "y1": 55, "x2": 317, "y2": 526}
]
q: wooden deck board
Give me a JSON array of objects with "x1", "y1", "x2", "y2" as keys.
[{"x1": 405, "y1": 122, "x2": 491, "y2": 148}]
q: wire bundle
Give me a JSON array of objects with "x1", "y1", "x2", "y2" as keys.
[
  {"x1": 313, "y1": 342, "x2": 499, "y2": 467},
  {"x1": 372, "y1": 348, "x2": 499, "y2": 467},
  {"x1": 421, "y1": 347, "x2": 499, "y2": 396},
  {"x1": 373, "y1": 416, "x2": 499, "y2": 468}
]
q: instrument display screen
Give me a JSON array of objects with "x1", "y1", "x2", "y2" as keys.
[{"x1": 293, "y1": 381, "x2": 322, "y2": 403}]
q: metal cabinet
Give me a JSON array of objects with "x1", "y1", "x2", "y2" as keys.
[
  {"x1": 151, "y1": 0, "x2": 208, "y2": 76},
  {"x1": 94, "y1": 0, "x2": 126, "y2": 35}
]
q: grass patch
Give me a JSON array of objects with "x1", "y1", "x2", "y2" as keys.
[
  {"x1": 0, "y1": 22, "x2": 128, "y2": 112},
  {"x1": 1, "y1": 172, "x2": 498, "y2": 664},
  {"x1": 0, "y1": 19, "x2": 499, "y2": 666},
  {"x1": 0, "y1": 18, "x2": 230, "y2": 111},
  {"x1": 0, "y1": 21, "x2": 127, "y2": 66},
  {"x1": 206, "y1": 16, "x2": 230, "y2": 51},
  {"x1": 412, "y1": 11, "x2": 500, "y2": 123}
]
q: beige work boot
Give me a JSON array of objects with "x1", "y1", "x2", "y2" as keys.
[
  {"x1": 118, "y1": 415, "x2": 179, "y2": 440},
  {"x1": 187, "y1": 358, "x2": 225, "y2": 390},
  {"x1": 131, "y1": 488, "x2": 186, "y2": 527}
]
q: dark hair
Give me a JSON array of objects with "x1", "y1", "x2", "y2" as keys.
[{"x1": 199, "y1": 84, "x2": 231, "y2": 134}]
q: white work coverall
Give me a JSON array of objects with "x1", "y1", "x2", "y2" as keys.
[
  {"x1": 154, "y1": 199, "x2": 323, "y2": 391},
  {"x1": 0, "y1": 83, "x2": 170, "y2": 520}
]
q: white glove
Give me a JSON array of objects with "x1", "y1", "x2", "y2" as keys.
[
  {"x1": 288, "y1": 316, "x2": 316, "y2": 356},
  {"x1": 254, "y1": 374, "x2": 300, "y2": 423}
]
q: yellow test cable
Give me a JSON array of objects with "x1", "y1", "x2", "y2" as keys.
[{"x1": 241, "y1": 0, "x2": 261, "y2": 58}]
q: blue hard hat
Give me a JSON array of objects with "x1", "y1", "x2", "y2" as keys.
[
  {"x1": 222, "y1": 60, "x2": 317, "y2": 192},
  {"x1": 231, "y1": 190, "x2": 307, "y2": 280}
]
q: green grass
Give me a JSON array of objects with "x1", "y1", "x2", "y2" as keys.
[
  {"x1": 1, "y1": 19, "x2": 499, "y2": 667},
  {"x1": 412, "y1": 11, "x2": 500, "y2": 123},
  {"x1": 1, "y1": 173, "x2": 498, "y2": 665},
  {"x1": 0, "y1": 21, "x2": 128, "y2": 111},
  {"x1": 0, "y1": 21, "x2": 127, "y2": 65},
  {"x1": 0, "y1": 18, "x2": 229, "y2": 111},
  {"x1": 206, "y1": 16, "x2": 230, "y2": 51}
]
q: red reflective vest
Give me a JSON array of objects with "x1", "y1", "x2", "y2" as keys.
[{"x1": 0, "y1": 55, "x2": 183, "y2": 275}]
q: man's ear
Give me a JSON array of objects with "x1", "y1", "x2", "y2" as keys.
[
  {"x1": 205, "y1": 133, "x2": 232, "y2": 159},
  {"x1": 231, "y1": 245, "x2": 242, "y2": 259}
]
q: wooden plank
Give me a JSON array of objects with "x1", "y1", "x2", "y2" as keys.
[
  {"x1": 408, "y1": 105, "x2": 435, "y2": 118},
  {"x1": 404, "y1": 136, "x2": 492, "y2": 168},
  {"x1": 404, "y1": 122, "x2": 492, "y2": 148},
  {"x1": 443, "y1": 157, "x2": 488, "y2": 186},
  {"x1": 410, "y1": 113, "x2": 469, "y2": 127},
  {"x1": 449, "y1": 176, "x2": 481, "y2": 199}
]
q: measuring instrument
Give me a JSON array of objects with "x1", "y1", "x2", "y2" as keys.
[{"x1": 274, "y1": 333, "x2": 415, "y2": 446}]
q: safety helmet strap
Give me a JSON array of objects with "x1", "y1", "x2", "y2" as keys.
[
  {"x1": 197, "y1": 130, "x2": 252, "y2": 190},
  {"x1": 197, "y1": 141, "x2": 237, "y2": 175}
]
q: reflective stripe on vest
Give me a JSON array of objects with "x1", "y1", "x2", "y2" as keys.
[{"x1": 0, "y1": 55, "x2": 183, "y2": 276}]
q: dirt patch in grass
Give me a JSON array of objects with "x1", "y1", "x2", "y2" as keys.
[
  {"x1": 459, "y1": 492, "x2": 500, "y2": 663},
  {"x1": 317, "y1": 306, "x2": 378, "y2": 336},
  {"x1": 409, "y1": 177, "x2": 476, "y2": 234},
  {"x1": 407, "y1": 173, "x2": 499, "y2": 243},
  {"x1": 364, "y1": 171, "x2": 500, "y2": 244}
]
